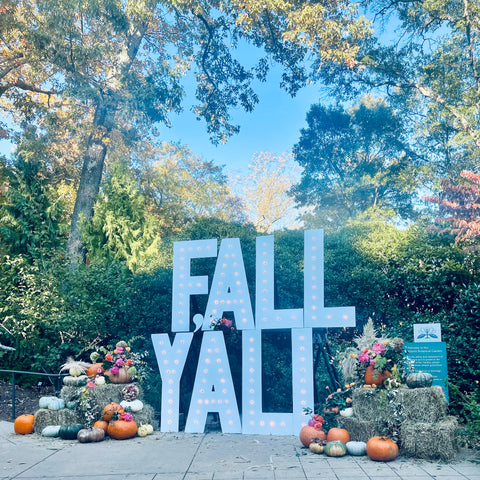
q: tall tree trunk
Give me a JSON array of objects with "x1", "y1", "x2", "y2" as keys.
[
  {"x1": 67, "y1": 100, "x2": 116, "y2": 266},
  {"x1": 66, "y1": 18, "x2": 150, "y2": 266}
]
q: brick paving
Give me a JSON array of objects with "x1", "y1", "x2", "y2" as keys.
[{"x1": 1, "y1": 422, "x2": 479, "y2": 480}]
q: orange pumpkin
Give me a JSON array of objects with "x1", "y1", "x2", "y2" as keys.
[
  {"x1": 93, "y1": 420, "x2": 109, "y2": 434},
  {"x1": 86, "y1": 363, "x2": 104, "y2": 378},
  {"x1": 364, "y1": 366, "x2": 391, "y2": 386},
  {"x1": 326, "y1": 427, "x2": 350, "y2": 444},
  {"x1": 14, "y1": 414, "x2": 35, "y2": 434},
  {"x1": 299, "y1": 425, "x2": 327, "y2": 447},
  {"x1": 102, "y1": 402, "x2": 124, "y2": 421},
  {"x1": 107, "y1": 419, "x2": 138, "y2": 440},
  {"x1": 366, "y1": 436, "x2": 399, "y2": 461}
]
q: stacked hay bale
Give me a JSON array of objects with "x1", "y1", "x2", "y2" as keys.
[
  {"x1": 337, "y1": 386, "x2": 458, "y2": 461},
  {"x1": 34, "y1": 383, "x2": 155, "y2": 433},
  {"x1": 397, "y1": 387, "x2": 458, "y2": 461}
]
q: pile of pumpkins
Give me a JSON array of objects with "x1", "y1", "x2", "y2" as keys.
[
  {"x1": 13, "y1": 361, "x2": 155, "y2": 442},
  {"x1": 14, "y1": 398, "x2": 154, "y2": 442},
  {"x1": 299, "y1": 425, "x2": 399, "y2": 462}
]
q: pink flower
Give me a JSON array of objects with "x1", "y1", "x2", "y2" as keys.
[
  {"x1": 358, "y1": 353, "x2": 370, "y2": 363},
  {"x1": 115, "y1": 358, "x2": 125, "y2": 367},
  {"x1": 220, "y1": 318, "x2": 233, "y2": 328},
  {"x1": 308, "y1": 419, "x2": 316, "y2": 427},
  {"x1": 116, "y1": 346, "x2": 124, "y2": 353},
  {"x1": 87, "y1": 381, "x2": 96, "y2": 389},
  {"x1": 121, "y1": 413, "x2": 134, "y2": 422},
  {"x1": 372, "y1": 343, "x2": 385, "y2": 354},
  {"x1": 370, "y1": 360, "x2": 376, "y2": 367},
  {"x1": 110, "y1": 366, "x2": 119, "y2": 375}
]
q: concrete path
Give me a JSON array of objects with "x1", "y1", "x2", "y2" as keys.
[{"x1": 1, "y1": 421, "x2": 479, "y2": 480}]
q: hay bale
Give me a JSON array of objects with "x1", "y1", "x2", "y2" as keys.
[
  {"x1": 400, "y1": 416, "x2": 459, "y2": 461},
  {"x1": 397, "y1": 387, "x2": 447, "y2": 423},
  {"x1": 34, "y1": 408, "x2": 82, "y2": 433},
  {"x1": 352, "y1": 389, "x2": 394, "y2": 422},
  {"x1": 337, "y1": 416, "x2": 384, "y2": 442},
  {"x1": 132, "y1": 404, "x2": 156, "y2": 428},
  {"x1": 58, "y1": 382, "x2": 155, "y2": 428}
]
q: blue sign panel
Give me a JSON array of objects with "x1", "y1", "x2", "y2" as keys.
[{"x1": 404, "y1": 342, "x2": 449, "y2": 401}]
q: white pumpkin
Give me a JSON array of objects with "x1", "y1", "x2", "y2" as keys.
[
  {"x1": 144, "y1": 424, "x2": 154, "y2": 435},
  {"x1": 346, "y1": 441, "x2": 367, "y2": 456},
  {"x1": 41, "y1": 425, "x2": 61, "y2": 437},
  {"x1": 39, "y1": 396, "x2": 59, "y2": 409},
  {"x1": 95, "y1": 375, "x2": 106, "y2": 385},
  {"x1": 120, "y1": 399, "x2": 144, "y2": 412},
  {"x1": 137, "y1": 425, "x2": 150, "y2": 437},
  {"x1": 47, "y1": 397, "x2": 65, "y2": 411},
  {"x1": 339, "y1": 407, "x2": 354, "y2": 417}
]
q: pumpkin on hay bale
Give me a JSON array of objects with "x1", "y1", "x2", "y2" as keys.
[{"x1": 400, "y1": 416, "x2": 459, "y2": 461}]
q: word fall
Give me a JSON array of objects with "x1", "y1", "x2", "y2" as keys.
[{"x1": 152, "y1": 229, "x2": 355, "y2": 435}]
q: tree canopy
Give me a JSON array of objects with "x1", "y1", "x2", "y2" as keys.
[
  {"x1": 0, "y1": 0, "x2": 372, "y2": 263},
  {"x1": 291, "y1": 96, "x2": 420, "y2": 227}
]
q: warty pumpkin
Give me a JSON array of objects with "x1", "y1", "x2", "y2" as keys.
[{"x1": 102, "y1": 402, "x2": 124, "y2": 421}]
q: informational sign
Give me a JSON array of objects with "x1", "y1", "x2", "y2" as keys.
[
  {"x1": 152, "y1": 229, "x2": 356, "y2": 435},
  {"x1": 404, "y1": 342, "x2": 449, "y2": 400},
  {"x1": 414, "y1": 323, "x2": 442, "y2": 342}
]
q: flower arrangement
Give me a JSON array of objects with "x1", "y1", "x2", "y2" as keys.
[
  {"x1": 210, "y1": 316, "x2": 234, "y2": 330},
  {"x1": 210, "y1": 316, "x2": 240, "y2": 342},
  {"x1": 89, "y1": 339, "x2": 149, "y2": 382},
  {"x1": 354, "y1": 339, "x2": 404, "y2": 383},
  {"x1": 336, "y1": 318, "x2": 405, "y2": 388}
]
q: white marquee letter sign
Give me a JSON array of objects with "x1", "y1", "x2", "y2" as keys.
[{"x1": 152, "y1": 229, "x2": 355, "y2": 435}]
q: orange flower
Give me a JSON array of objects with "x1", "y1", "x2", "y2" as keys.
[
  {"x1": 126, "y1": 359, "x2": 133, "y2": 365},
  {"x1": 105, "y1": 354, "x2": 113, "y2": 361}
]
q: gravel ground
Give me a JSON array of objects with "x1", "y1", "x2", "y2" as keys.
[{"x1": 0, "y1": 379, "x2": 56, "y2": 421}]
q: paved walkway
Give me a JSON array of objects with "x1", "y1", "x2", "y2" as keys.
[{"x1": 1, "y1": 421, "x2": 479, "y2": 480}]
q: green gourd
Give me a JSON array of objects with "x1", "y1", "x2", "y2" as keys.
[
  {"x1": 59, "y1": 424, "x2": 84, "y2": 440},
  {"x1": 406, "y1": 372, "x2": 433, "y2": 388},
  {"x1": 66, "y1": 400, "x2": 79, "y2": 410},
  {"x1": 63, "y1": 375, "x2": 88, "y2": 387},
  {"x1": 324, "y1": 441, "x2": 347, "y2": 457}
]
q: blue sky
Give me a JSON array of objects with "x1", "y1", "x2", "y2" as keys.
[{"x1": 156, "y1": 68, "x2": 324, "y2": 175}]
